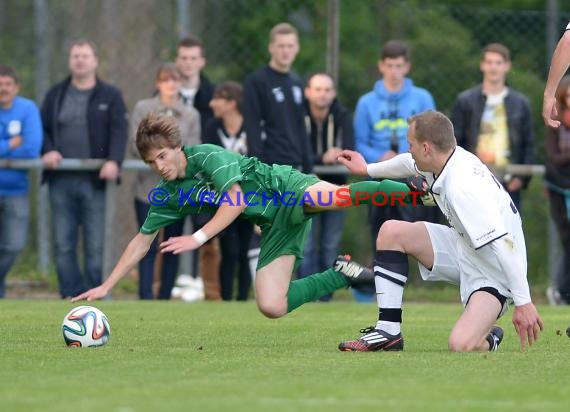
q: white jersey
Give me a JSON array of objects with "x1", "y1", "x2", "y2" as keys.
[
  {"x1": 367, "y1": 147, "x2": 529, "y2": 304},
  {"x1": 429, "y1": 147, "x2": 521, "y2": 250},
  {"x1": 368, "y1": 148, "x2": 522, "y2": 249}
]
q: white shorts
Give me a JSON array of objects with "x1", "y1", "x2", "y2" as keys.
[{"x1": 418, "y1": 222, "x2": 513, "y2": 316}]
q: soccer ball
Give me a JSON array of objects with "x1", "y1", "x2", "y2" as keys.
[{"x1": 62, "y1": 306, "x2": 111, "y2": 347}]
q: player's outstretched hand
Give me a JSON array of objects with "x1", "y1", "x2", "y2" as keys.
[
  {"x1": 70, "y1": 286, "x2": 108, "y2": 302},
  {"x1": 160, "y1": 235, "x2": 200, "y2": 255},
  {"x1": 337, "y1": 150, "x2": 368, "y2": 176},
  {"x1": 512, "y1": 302, "x2": 544, "y2": 351}
]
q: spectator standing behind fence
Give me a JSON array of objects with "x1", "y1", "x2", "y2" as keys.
[
  {"x1": 543, "y1": 22, "x2": 570, "y2": 128},
  {"x1": 0, "y1": 65, "x2": 43, "y2": 298},
  {"x1": 130, "y1": 63, "x2": 200, "y2": 300},
  {"x1": 452, "y1": 43, "x2": 534, "y2": 212},
  {"x1": 203, "y1": 81, "x2": 253, "y2": 301},
  {"x1": 243, "y1": 22, "x2": 312, "y2": 174},
  {"x1": 40, "y1": 40, "x2": 128, "y2": 299},
  {"x1": 544, "y1": 75, "x2": 570, "y2": 306},
  {"x1": 354, "y1": 40, "x2": 436, "y2": 276},
  {"x1": 296, "y1": 73, "x2": 354, "y2": 302},
  {"x1": 175, "y1": 35, "x2": 221, "y2": 301}
]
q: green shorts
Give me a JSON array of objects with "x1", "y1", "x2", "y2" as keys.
[{"x1": 256, "y1": 168, "x2": 320, "y2": 270}]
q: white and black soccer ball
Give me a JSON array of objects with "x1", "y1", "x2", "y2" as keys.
[{"x1": 62, "y1": 306, "x2": 111, "y2": 347}]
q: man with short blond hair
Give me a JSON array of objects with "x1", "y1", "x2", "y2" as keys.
[
  {"x1": 338, "y1": 110, "x2": 543, "y2": 352},
  {"x1": 243, "y1": 22, "x2": 311, "y2": 173}
]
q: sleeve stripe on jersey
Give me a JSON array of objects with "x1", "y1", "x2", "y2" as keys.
[
  {"x1": 211, "y1": 161, "x2": 239, "y2": 177},
  {"x1": 474, "y1": 232, "x2": 508, "y2": 250},
  {"x1": 200, "y1": 151, "x2": 217, "y2": 167},
  {"x1": 220, "y1": 175, "x2": 242, "y2": 193},
  {"x1": 141, "y1": 212, "x2": 181, "y2": 233}
]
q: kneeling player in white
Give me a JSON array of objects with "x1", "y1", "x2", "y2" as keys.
[{"x1": 337, "y1": 110, "x2": 543, "y2": 352}]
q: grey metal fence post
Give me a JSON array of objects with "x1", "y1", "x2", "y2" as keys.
[
  {"x1": 35, "y1": 0, "x2": 51, "y2": 277},
  {"x1": 546, "y1": 0, "x2": 559, "y2": 63},
  {"x1": 103, "y1": 180, "x2": 117, "y2": 281},
  {"x1": 176, "y1": 0, "x2": 191, "y2": 38},
  {"x1": 176, "y1": 0, "x2": 194, "y2": 278},
  {"x1": 326, "y1": 0, "x2": 340, "y2": 83}
]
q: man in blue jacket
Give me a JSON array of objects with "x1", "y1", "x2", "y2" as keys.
[
  {"x1": 41, "y1": 40, "x2": 128, "y2": 298},
  {"x1": 0, "y1": 65, "x2": 43, "y2": 297},
  {"x1": 354, "y1": 40, "x2": 436, "y2": 262}
]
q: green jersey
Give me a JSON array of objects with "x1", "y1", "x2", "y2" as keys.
[{"x1": 140, "y1": 144, "x2": 319, "y2": 235}]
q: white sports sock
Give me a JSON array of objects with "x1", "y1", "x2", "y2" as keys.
[{"x1": 374, "y1": 265, "x2": 407, "y2": 335}]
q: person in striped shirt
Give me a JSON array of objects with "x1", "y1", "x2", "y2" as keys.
[{"x1": 72, "y1": 113, "x2": 425, "y2": 318}]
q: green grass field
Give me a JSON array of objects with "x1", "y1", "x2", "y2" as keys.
[{"x1": 1, "y1": 300, "x2": 569, "y2": 412}]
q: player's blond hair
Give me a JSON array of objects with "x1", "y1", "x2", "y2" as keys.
[
  {"x1": 136, "y1": 113, "x2": 182, "y2": 158},
  {"x1": 408, "y1": 111, "x2": 456, "y2": 152}
]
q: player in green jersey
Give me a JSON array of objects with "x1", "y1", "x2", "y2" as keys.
[{"x1": 72, "y1": 113, "x2": 426, "y2": 318}]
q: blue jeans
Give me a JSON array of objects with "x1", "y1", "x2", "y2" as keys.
[
  {"x1": 0, "y1": 194, "x2": 29, "y2": 298},
  {"x1": 49, "y1": 175, "x2": 105, "y2": 298},
  {"x1": 298, "y1": 210, "x2": 346, "y2": 301},
  {"x1": 134, "y1": 199, "x2": 184, "y2": 300}
]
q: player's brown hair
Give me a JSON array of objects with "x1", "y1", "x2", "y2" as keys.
[
  {"x1": 136, "y1": 113, "x2": 182, "y2": 159},
  {"x1": 408, "y1": 111, "x2": 456, "y2": 152},
  {"x1": 269, "y1": 22, "x2": 298, "y2": 43}
]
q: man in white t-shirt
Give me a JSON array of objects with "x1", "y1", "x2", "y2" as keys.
[
  {"x1": 544, "y1": 22, "x2": 570, "y2": 127},
  {"x1": 174, "y1": 36, "x2": 221, "y2": 301},
  {"x1": 337, "y1": 110, "x2": 543, "y2": 352},
  {"x1": 452, "y1": 43, "x2": 534, "y2": 212}
]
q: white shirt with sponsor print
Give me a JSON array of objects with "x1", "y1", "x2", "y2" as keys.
[
  {"x1": 430, "y1": 147, "x2": 519, "y2": 250},
  {"x1": 366, "y1": 147, "x2": 531, "y2": 305}
]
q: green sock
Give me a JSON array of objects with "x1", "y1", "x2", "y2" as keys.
[
  {"x1": 345, "y1": 180, "x2": 416, "y2": 206},
  {"x1": 287, "y1": 268, "x2": 349, "y2": 313}
]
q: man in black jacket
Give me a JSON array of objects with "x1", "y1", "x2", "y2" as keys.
[
  {"x1": 41, "y1": 40, "x2": 128, "y2": 298},
  {"x1": 296, "y1": 73, "x2": 354, "y2": 301},
  {"x1": 452, "y1": 43, "x2": 534, "y2": 211},
  {"x1": 175, "y1": 36, "x2": 214, "y2": 133},
  {"x1": 243, "y1": 22, "x2": 311, "y2": 173}
]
